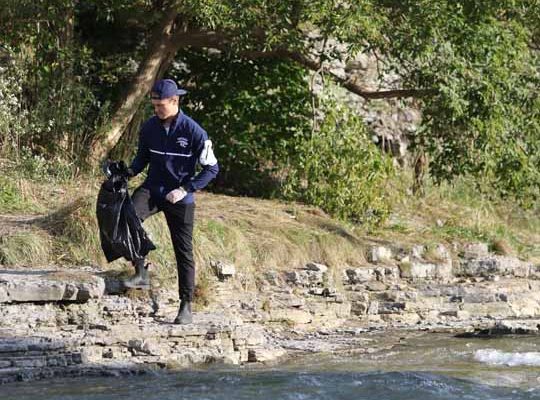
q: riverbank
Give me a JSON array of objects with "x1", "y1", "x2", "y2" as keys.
[
  {"x1": 2, "y1": 239, "x2": 540, "y2": 384},
  {"x1": 1, "y1": 173, "x2": 540, "y2": 384}
]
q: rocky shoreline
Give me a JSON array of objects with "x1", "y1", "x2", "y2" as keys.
[{"x1": 2, "y1": 242, "x2": 540, "y2": 385}]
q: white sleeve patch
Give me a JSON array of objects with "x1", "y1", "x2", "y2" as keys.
[{"x1": 199, "y1": 139, "x2": 218, "y2": 166}]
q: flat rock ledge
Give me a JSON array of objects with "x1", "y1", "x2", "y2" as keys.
[
  {"x1": 0, "y1": 269, "x2": 105, "y2": 303},
  {"x1": 3, "y1": 242, "x2": 540, "y2": 384},
  {"x1": 0, "y1": 270, "x2": 284, "y2": 384}
]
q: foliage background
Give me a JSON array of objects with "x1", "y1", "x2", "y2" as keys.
[{"x1": 0, "y1": 0, "x2": 539, "y2": 221}]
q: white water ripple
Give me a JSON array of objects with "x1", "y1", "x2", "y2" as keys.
[{"x1": 475, "y1": 349, "x2": 540, "y2": 367}]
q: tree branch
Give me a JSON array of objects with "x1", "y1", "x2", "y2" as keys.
[
  {"x1": 244, "y1": 49, "x2": 430, "y2": 99},
  {"x1": 175, "y1": 31, "x2": 432, "y2": 100}
]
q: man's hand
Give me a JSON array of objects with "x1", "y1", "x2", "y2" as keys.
[{"x1": 165, "y1": 187, "x2": 187, "y2": 204}]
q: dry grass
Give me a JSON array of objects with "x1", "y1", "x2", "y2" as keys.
[
  {"x1": 2, "y1": 171, "x2": 540, "y2": 304},
  {"x1": 491, "y1": 238, "x2": 515, "y2": 256},
  {"x1": 40, "y1": 196, "x2": 106, "y2": 265},
  {"x1": 0, "y1": 231, "x2": 52, "y2": 266},
  {"x1": 195, "y1": 193, "x2": 367, "y2": 281},
  {"x1": 0, "y1": 175, "x2": 369, "y2": 304},
  {"x1": 371, "y1": 175, "x2": 540, "y2": 261},
  {"x1": 423, "y1": 244, "x2": 448, "y2": 264}
]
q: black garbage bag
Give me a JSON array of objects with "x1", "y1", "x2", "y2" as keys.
[{"x1": 96, "y1": 160, "x2": 156, "y2": 263}]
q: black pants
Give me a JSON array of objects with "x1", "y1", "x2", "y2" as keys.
[{"x1": 132, "y1": 186, "x2": 195, "y2": 301}]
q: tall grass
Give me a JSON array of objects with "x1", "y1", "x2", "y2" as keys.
[
  {"x1": 0, "y1": 175, "x2": 41, "y2": 213},
  {"x1": 0, "y1": 231, "x2": 52, "y2": 266},
  {"x1": 2, "y1": 166, "x2": 540, "y2": 302},
  {"x1": 378, "y1": 173, "x2": 540, "y2": 260}
]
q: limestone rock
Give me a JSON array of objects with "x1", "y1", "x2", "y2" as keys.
[
  {"x1": 378, "y1": 302, "x2": 406, "y2": 314},
  {"x1": 367, "y1": 246, "x2": 392, "y2": 263},
  {"x1": 382, "y1": 312, "x2": 420, "y2": 325},
  {"x1": 0, "y1": 270, "x2": 105, "y2": 304},
  {"x1": 509, "y1": 298, "x2": 540, "y2": 318},
  {"x1": 309, "y1": 287, "x2": 337, "y2": 297},
  {"x1": 439, "y1": 310, "x2": 470, "y2": 320},
  {"x1": 365, "y1": 281, "x2": 388, "y2": 292},
  {"x1": 431, "y1": 244, "x2": 452, "y2": 262},
  {"x1": 128, "y1": 339, "x2": 164, "y2": 356},
  {"x1": 0, "y1": 286, "x2": 8, "y2": 303},
  {"x1": 269, "y1": 308, "x2": 312, "y2": 325},
  {"x1": 351, "y1": 302, "x2": 368, "y2": 315},
  {"x1": 346, "y1": 265, "x2": 399, "y2": 285},
  {"x1": 460, "y1": 302, "x2": 512, "y2": 319},
  {"x1": 3, "y1": 238, "x2": 540, "y2": 386},
  {"x1": 284, "y1": 267, "x2": 326, "y2": 287},
  {"x1": 248, "y1": 346, "x2": 286, "y2": 363},
  {"x1": 458, "y1": 256, "x2": 531, "y2": 278},
  {"x1": 399, "y1": 261, "x2": 452, "y2": 280},
  {"x1": 529, "y1": 265, "x2": 540, "y2": 280},
  {"x1": 379, "y1": 266, "x2": 400, "y2": 282},
  {"x1": 462, "y1": 243, "x2": 489, "y2": 259},
  {"x1": 305, "y1": 262, "x2": 328, "y2": 274},
  {"x1": 284, "y1": 271, "x2": 301, "y2": 284},
  {"x1": 411, "y1": 245, "x2": 425, "y2": 259},
  {"x1": 263, "y1": 270, "x2": 281, "y2": 286},
  {"x1": 404, "y1": 297, "x2": 443, "y2": 312},
  {"x1": 345, "y1": 267, "x2": 376, "y2": 283},
  {"x1": 494, "y1": 319, "x2": 540, "y2": 334},
  {"x1": 367, "y1": 301, "x2": 379, "y2": 315},
  {"x1": 272, "y1": 292, "x2": 305, "y2": 308},
  {"x1": 212, "y1": 261, "x2": 236, "y2": 280}
]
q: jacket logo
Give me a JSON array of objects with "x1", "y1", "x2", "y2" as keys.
[{"x1": 176, "y1": 137, "x2": 189, "y2": 148}]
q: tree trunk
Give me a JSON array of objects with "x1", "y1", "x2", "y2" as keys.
[{"x1": 87, "y1": 6, "x2": 180, "y2": 166}]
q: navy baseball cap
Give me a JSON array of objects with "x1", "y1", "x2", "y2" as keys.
[{"x1": 150, "y1": 79, "x2": 187, "y2": 99}]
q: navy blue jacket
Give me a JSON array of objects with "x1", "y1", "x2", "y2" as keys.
[{"x1": 129, "y1": 111, "x2": 219, "y2": 204}]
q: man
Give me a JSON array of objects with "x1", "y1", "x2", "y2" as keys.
[{"x1": 123, "y1": 78, "x2": 219, "y2": 325}]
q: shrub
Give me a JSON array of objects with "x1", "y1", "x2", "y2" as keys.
[{"x1": 283, "y1": 90, "x2": 394, "y2": 225}]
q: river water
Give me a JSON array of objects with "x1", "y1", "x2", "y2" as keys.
[{"x1": 3, "y1": 334, "x2": 540, "y2": 400}]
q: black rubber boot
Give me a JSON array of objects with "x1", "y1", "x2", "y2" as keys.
[
  {"x1": 174, "y1": 300, "x2": 193, "y2": 324},
  {"x1": 123, "y1": 261, "x2": 150, "y2": 290}
]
